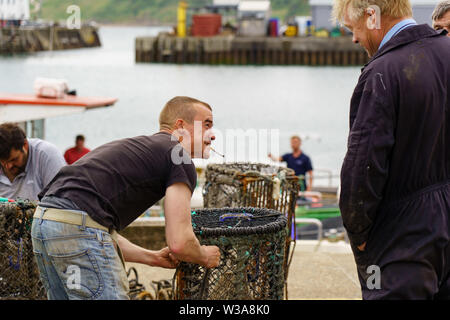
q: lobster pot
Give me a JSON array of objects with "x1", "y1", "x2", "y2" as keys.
[
  {"x1": 203, "y1": 163, "x2": 299, "y2": 277},
  {"x1": 203, "y1": 163, "x2": 299, "y2": 211},
  {"x1": 176, "y1": 208, "x2": 287, "y2": 300},
  {"x1": 0, "y1": 200, "x2": 45, "y2": 300}
]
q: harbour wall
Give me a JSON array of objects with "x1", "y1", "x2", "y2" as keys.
[
  {"x1": 136, "y1": 35, "x2": 369, "y2": 66},
  {"x1": 0, "y1": 25, "x2": 101, "y2": 54}
]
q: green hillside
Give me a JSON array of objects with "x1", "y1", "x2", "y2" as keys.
[{"x1": 37, "y1": 0, "x2": 311, "y2": 25}]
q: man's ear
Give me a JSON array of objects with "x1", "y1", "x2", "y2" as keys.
[
  {"x1": 366, "y1": 6, "x2": 381, "y2": 30},
  {"x1": 173, "y1": 119, "x2": 187, "y2": 143},
  {"x1": 23, "y1": 139, "x2": 29, "y2": 152},
  {"x1": 174, "y1": 119, "x2": 184, "y2": 130}
]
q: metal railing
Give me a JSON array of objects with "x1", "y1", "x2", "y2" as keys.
[{"x1": 295, "y1": 218, "x2": 323, "y2": 241}]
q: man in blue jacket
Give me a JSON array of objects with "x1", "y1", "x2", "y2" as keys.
[{"x1": 334, "y1": 0, "x2": 450, "y2": 299}]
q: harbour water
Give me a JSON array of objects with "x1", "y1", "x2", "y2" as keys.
[{"x1": 0, "y1": 26, "x2": 363, "y2": 185}]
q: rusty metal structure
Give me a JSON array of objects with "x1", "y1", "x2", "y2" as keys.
[{"x1": 202, "y1": 163, "x2": 299, "y2": 297}]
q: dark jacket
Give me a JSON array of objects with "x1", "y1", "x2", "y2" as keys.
[{"x1": 339, "y1": 25, "x2": 450, "y2": 248}]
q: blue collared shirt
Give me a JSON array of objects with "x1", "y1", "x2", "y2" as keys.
[{"x1": 379, "y1": 19, "x2": 418, "y2": 50}]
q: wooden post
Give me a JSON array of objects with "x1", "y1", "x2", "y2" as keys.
[
  {"x1": 311, "y1": 52, "x2": 317, "y2": 66},
  {"x1": 318, "y1": 51, "x2": 325, "y2": 65},
  {"x1": 350, "y1": 51, "x2": 357, "y2": 65},
  {"x1": 303, "y1": 51, "x2": 310, "y2": 65},
  {"x1": 326, "y1": 51, "x2": 333, "y2": 65}
]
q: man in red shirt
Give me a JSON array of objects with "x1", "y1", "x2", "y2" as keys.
[{"x1": 64, "y1": 135, "x2": 91, "y2": 164}]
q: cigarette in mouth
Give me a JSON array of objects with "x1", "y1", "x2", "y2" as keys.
[{"x1": 210, "y1": 147, "x2": 225, "y2": 158}]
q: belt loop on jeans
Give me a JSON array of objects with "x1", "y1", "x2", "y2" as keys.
[
  {"x1": 39, "y1": 207, "x2": 47, "y2": 225},
  {"x1": 80, "y1": 212, "x2": 87, "y2": 231}
]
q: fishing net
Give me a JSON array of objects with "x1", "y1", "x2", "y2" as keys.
[
  {"x1": 202, "y1": 163, "x2": 299, "y2": 296},
  {"x1": 0, "y1": 200, "x2": 46, "y2": 300},
  {"x1": 175, "y1": 207, "x2": 287, "y2": 300}
]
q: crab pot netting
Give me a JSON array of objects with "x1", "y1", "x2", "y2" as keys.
[
  {"x1": 203, "y1": 163, "x2": 299, "y2": 213},
  {"x1": 175, "y1": 208, "x2": 287, "y2": 300},
  {"x1": 0, "y1": 200, "x2": 46, "y2": 300},
  {"x1": 202, "y1": 163, "x2": 299, "y2": 277}
]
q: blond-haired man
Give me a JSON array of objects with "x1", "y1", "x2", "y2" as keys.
[
  {"x1": 432, "y1": 0, "x2": 450, "y2": 35},
  {"x1": 31, "y1": 96, "x2": 220, "y2": 300},
  {"x1": 335, "y1": 0, "x2": 450, "y2": 299}
]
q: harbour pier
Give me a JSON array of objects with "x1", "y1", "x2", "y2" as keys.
[
  {"x1": 136, "y1": 34, "x2": 369, "y2": 66},
  {"x1": 0, "y1": 25, "x2": 101, "y2": 54}
]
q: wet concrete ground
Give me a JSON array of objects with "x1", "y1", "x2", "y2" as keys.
[{"x1": 125, "y1": 240, "x2": 362, "y2": 300}]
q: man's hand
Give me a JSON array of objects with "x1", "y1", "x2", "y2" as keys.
[
  {"x1": 201, "y1": 245, "x2": 221, "y2": 268},
  {"x1": 116, "y1": 235, "x2": 179, "y2": 268},
  {"x1": 268, "y1": 153, "x2": 282, "y2": 162},
  {"x1": 151, "y1": 247, "x2": 179, "y2": 269},
  {"x1": 358, "y1": 242, "x2": 367, "y2": 252}
]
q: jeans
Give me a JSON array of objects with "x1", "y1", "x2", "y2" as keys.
[{"x1": 31, "y1": 212, "x2": 130, "y2": 300}]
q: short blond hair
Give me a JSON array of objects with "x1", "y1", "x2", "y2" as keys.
[
  {"x1": 159, "y1": 96, "x2": 212, "y2": 131},
  {"x1": 332, "y1": 0, "x2": 413, "y2": 24}
]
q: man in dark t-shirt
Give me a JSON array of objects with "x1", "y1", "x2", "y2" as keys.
[
  {"x1": 31, "y1": 96, "x2": 221, "y2": 300},
  {"x1": 269, "y1": 135, "x2": 313, "y2": 191},
  {"x1": 39, "y1": 132, "x2": 195, "y2": 231}
]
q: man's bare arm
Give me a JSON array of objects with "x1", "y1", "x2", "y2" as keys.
[
  {"x1": 268, "y1": 153, "x2": 283, "y2": 162},
  {"x1": 117, "y1": 234, "x2": 178, "y2": 269},
  {"x1": 164, "y1": 182, "x2": 220, "y2": 268}
]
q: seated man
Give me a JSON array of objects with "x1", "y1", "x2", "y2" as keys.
[
  {"x1": 32, "y1": 96, "x2": 221, "y2": 300},
  {"x1": 0, "y1": 123, "x2": 66, "y2": 200},
  {"x1": 432, "y1": 1, "x2": 450, "y2": 35},
  {"x1": 269, "y1": 135, "x2": 314, "y2": 191}
]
